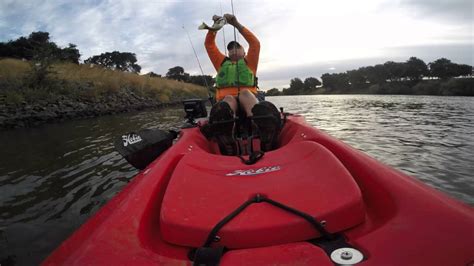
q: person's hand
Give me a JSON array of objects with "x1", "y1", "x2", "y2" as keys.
[
  {"x1": 212, "y1": 15, "x2": 222, "y2": 22},
  {"x1": 223, "y1": 14, "x2": 239, "y2": 26},
  {"x1": 223, "y1": 14, "x2": 243, "y2": 30}
]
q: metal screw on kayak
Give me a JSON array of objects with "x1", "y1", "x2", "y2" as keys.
[
  {"x1": 301, "y1": 133, "x2": 306, "y2": 138},
  {"x1": 330, "y1": 248, "x2": 364, "y2": 265},
  {"x1": 320, "y1": 220, "x2": 326, "y2": 227},
  {"x1": 214, "y1": 236, "x2": 221, "y2": 242},
  {"x1": 341, "y1": 251, "x2": 353, "y2": 260}
]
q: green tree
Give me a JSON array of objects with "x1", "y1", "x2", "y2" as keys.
[
  {"x1": 347, "y1": 69, "x2": 366, "y2": 88},
  {"x1": 428, "y1": 58, "x2": 453, "y2": 79},
  {"x1": 383, "y1": 61, "x2": 407, "y2": 81},
  {"x1": 28, "y1": 31, "x2": 50, "y2": 44},
  {"x1": 321, "y1": 73, "x2": 335, "y2": 90},
  {"x1": 146, "y1": 72, "x2": 161, "y2": 77},
  {"x1": 321, "y1": 73, "x2": 349, "y2": 91},
  {"x1": 405, "y1": 57, "x2": 428, "y2": 81},
  {"x1": 265, "y1": 88, "x2": 282, "y2": 96},
  {"x1": 0, "y1": 31, "x2": 80, "y2": 63},
  {"x1": 0, "y1": 33, "x2": 49, "y2": 60},
  {"x1": 362, "y1": 66, "x2": 388, "y2": 84},
  {"x1": 59, "y1": 43, "x2": 80, "y2": 64},
  {"x1": 453, "y1": 64, "x2": 472, "y2": 77},
  {"x1": 429, "y1": 59, "x2": 473, "y2": 79},
  {"x1": 285, "y1": 77, "x2": 304, "y2": 95},
  {"x1": 84, "y1": 51, "x2": 141, "y2": 73},
  {"x1": 187, "y1": 75, "x2": 215, "y2": 87},
  {"x1": 371, "y1": 64, "x2": 389, "y2": 84},
  {"x1": 303, "y1": 77, "x2": 321, "y2": 93},
  {"x1": 165, "y1": 66, "x2": 190, "y2": 81},
  {"x1": 28, "y1": 43, "x2": 58, "y2": 88}
]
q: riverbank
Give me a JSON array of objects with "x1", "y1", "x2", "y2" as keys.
[
  {"x1": 265, "y1": 78, "x2": 474, "y2": 96},
  {"x1": 0, "y1": 91, "x2": 182, "y2": 129},
  {"x1": 329, "y1": 78, "x2": 474, "y2": 96},
  {"x1": 0, "y1": 58, "x2": 208, "y2": 129}
]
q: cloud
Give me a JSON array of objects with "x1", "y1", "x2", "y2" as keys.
[
  {"x1": 397, "y1": 0, "x2": 473, "y2": 22},
  {"x1": 259, "y1": 57, "x2": 388, "y2": 89},
  {"x1": 389, "y1": 43, "x2": 474, "y2": 66},
  {"x1": 0, "y1": 0, "x2": 472, "y2": 88},
  {"x1": 259, "y1": 43, "x2": 473, "y2": 89}
]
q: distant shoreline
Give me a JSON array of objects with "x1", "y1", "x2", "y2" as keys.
[
  {"x1": 265, "y1": 78, "x2": 474, "y2": 97},
  {"x1": 266, "y1": 93, "x2": 474, "y2": 97}
]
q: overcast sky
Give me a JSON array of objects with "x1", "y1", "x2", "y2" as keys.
[{"x1": 1, "y1": 0, "x2": 472, "y2": 89}]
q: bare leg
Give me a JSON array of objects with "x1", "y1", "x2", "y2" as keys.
[
  {"x1": 237, "y1": 89, "x2": 258, "y2": 116},
  {"x1": 222, "y1": 95, "x2": 238, "y2": 115}
]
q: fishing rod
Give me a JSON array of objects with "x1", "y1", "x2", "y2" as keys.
[
  {"x1": 220, "y1": 0, "x2": 227, "y2": 56},
  {"x1": 230, "y1": 0, "x2": 241, "y2": 99},
  {"x1": 182, "y1": 25, "x2": 215, "y2": 104},
  {"x1": 230, "y1": 0, "x2": 240, "y2": 42}
]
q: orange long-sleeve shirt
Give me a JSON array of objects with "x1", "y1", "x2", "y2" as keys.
[{"x1": 205, "y1": 27, "x2": 260, "y2": 100}]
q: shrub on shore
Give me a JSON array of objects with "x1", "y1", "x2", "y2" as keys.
[
  {"x1": 358, "y1": 79, "x2": 473, "y2": 96},
  {"x1": 0, "y1": 58, "x2": 207, "y2": 105}
]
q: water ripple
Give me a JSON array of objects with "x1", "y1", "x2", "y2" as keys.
[
  {"x1": 1, "y1": 96, "x2": 473, "y2": 265},
  {"x1": 270, "y1": 95, "x2": 474, "y2": 205}
]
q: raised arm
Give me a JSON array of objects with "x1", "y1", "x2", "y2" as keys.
[
  {"x1": 240, "y1": 27, "x2": 260, "y2": 74},
  {"x1": 205, "y1": 30, "x2": 226, "y2": 72},
  {"x1": 224, "y1": 14, "x2": 260, "y2": 74}
]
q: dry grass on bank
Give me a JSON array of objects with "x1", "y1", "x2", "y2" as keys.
[
  {"x1": 0, "y1": 58, "x2": 30, "y2": 79},
  {"x1": 0, "y1": 58, "x2": 207, "y2": 103}
]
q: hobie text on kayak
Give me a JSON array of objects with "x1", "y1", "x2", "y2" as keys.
[
  {"x1": 226, "y1": 166, "x2": 281, "y2": 176},
  {"x1": 122, "y1": 134, "x2": 142, "y2": 147}
]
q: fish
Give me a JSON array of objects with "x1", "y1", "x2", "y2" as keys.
[{"x1": 198, "y1": 17, "x2": 227, "y2": 31}]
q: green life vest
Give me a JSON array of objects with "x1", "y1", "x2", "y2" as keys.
[{"x1": 216, "y1": 58, "x2": 255, "y2": 88}]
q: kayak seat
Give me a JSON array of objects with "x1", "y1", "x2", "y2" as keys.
[{"x1": 160, "y1": 141, "x2": 365, "y2": 249}]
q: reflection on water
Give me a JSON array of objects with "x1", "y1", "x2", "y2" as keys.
[
  {"x1": 1, "y1": 95, "x2": 473, "y2": 265},
  {"x1": 0, "y1": 107, "x2": 185, "y2": 265},
  {"x1": 270, "y1": 95, "x2": 474, "y2": 204}
]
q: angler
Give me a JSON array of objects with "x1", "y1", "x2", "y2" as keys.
[{"x1": 203, "y1": 13, "x2": 282, "y2": 155}]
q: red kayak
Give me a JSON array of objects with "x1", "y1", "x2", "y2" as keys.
[{"x1": 43, "y1": 114, "x2": 474, "y2": 265}]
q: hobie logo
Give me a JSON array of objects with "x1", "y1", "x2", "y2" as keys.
[
  {"x1": 226, "y1": 166, "x2": 281, "y2": 176},
  {"x1": 122, "y1": 134, "x2": 142, "y2": 147}
]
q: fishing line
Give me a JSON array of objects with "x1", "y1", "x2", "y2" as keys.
[
  {"x1": 230, "y1": 0, "x2": 240, "y2": 42},
  {"x1": 230, "y1": 0, "x2": 239, "y2": 46},
  {"x1": 219, "y1": 0, "x2": 227, "y2": 56},
  {"x1": 230, "y1": 0, "x2": 241, "y2": 98},
  {"x1": 182, "y1": 25, "x2": 214, "y2": 102}
]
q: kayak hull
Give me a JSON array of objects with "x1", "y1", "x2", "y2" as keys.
[{"x1": 43, "y1": 115, "x2": 474, "y2": 265}]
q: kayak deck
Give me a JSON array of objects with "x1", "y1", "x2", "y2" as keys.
[
  {"x1": 161, "y1": 141, "x2": 365, "y2": 248},
  {"x1": 43, "y1": 115, "x2": 474, "y2": 265}
]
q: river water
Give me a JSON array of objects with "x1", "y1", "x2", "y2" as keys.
[{"x1": 1, "y1": 95, "x2": 473, "y2": 265}]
